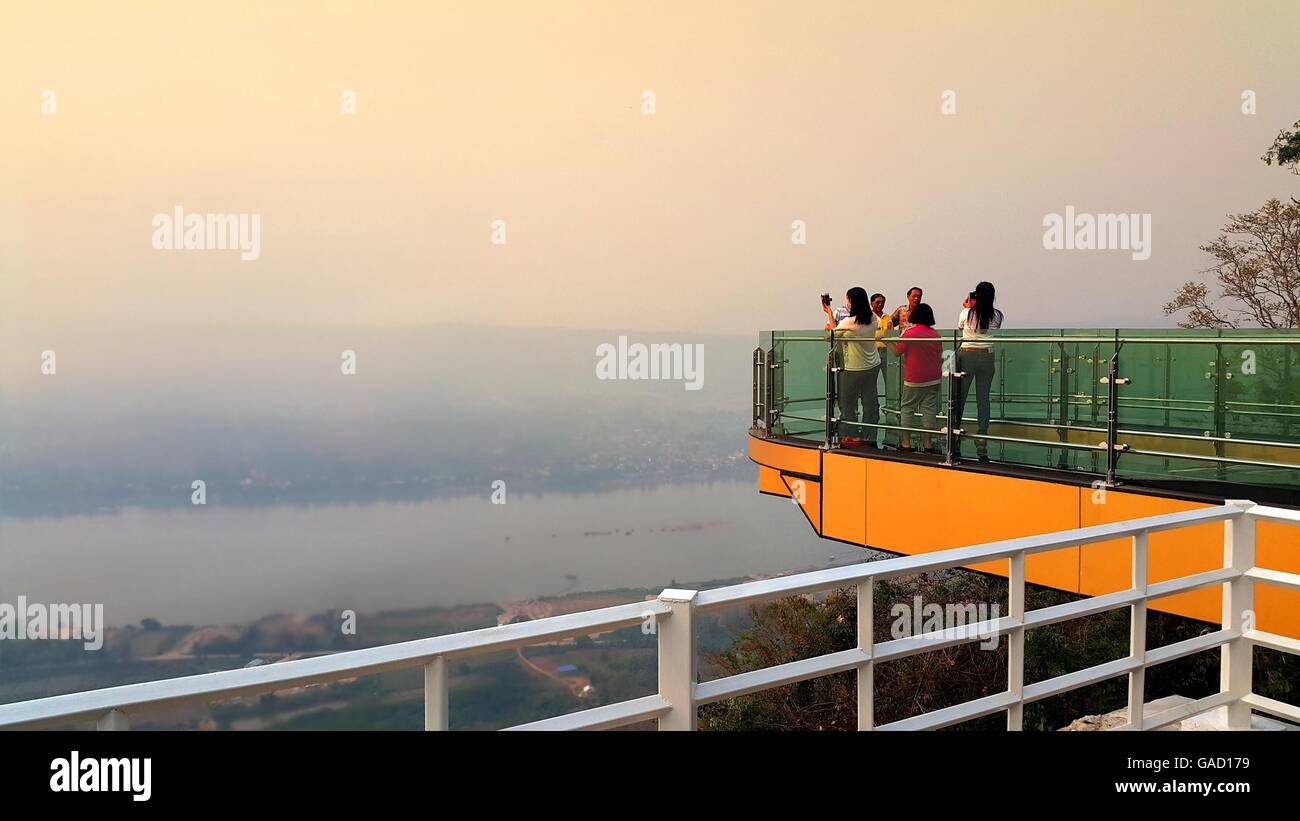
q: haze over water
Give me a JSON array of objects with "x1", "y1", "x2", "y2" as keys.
[{"x1": 3, "y1": 482, "x2": 855, "y2": 628}]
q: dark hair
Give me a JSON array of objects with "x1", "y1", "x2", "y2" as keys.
[
  {"x1": 972, "y1": 281, "x2": 996, "y2": 330},
  {"x1": 909, "y1": 303, "x2": 936, "y2": 327},
  {"x1": 846, "y1": 287, "x2": 871, "y2": 323},
  {"x1": 871, "y1": 292, "x2": 885, "y2": 303},
  {"x1": 907, "y1": 286, "x2": 923, "y2": 298}
]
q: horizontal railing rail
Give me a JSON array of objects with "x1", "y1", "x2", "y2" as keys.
[{"x1": 2, "y1": 502, "x2": 1297, "y2": 731}]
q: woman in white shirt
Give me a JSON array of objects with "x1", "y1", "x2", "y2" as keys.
[
  {"x1": 954, "y1": 281, "x2": 1003, "y2": 462},
  {"x1": 834, "y1": 287, "x2": 882, "y2": 448}
]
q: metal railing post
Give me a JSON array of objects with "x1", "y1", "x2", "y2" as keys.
[
  {"x1": 1090, "y1": 343, "x2": 1101, "y2": 429},
  {"x1": 97, "y1": 709, "x2": 129, "y2": 731},
  {"x1": 944, "y1": 330, "x2": 963, "y2": 465},
  {"x1": 1128, "y1": 531, "x2": 1149, "y2": 728},
  {"x1": 1007, "y1": 553, "x2": 1025, "y2": 730},
  {"x1": 1170, "y1": 340, "x2": 1180, "y2": 433},
  {"x1": 998, "y1": 346, "x2": 1006, "y2": 423},
  {"x1": 1056, "y1": 339, "x2": 1071, "y2": 469},
  {"x1": 657, "y1": 589, "x2": 698, "y2": 730},
  {"x1": 752, "y1": 347, "x2": 763, "y2": 431},
  {"x1": 1213, "y1": 340, "x2": 1228, "y2": 481},
  {"x1": 1220, "y1": 503, "x2": 1256, "y2": 729},
  {"x1": 1103, "y1": 334, "x2": 1129, "y2": 486},
  {"x1": 766, "y1": 345, "x2": 779, "y2": 434},
  {"x1": 857, "y1": 579, "x2": 874, "y2": 730},
  {"x1": 424, "y1": 657, "x2": 448, "y2": 730},
  {"x1": 825, "y1": 331, "x2": 837, "y2": 449}
]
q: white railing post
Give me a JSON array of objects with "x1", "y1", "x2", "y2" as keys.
[
  {"x1": 97, "y1": 709, "x2": 129, "y2": 731},
  {"x1": 657, "y1": 589, "x2": 698, "y2": 731},
  {"x1": 1128, "y1": 530, "x2": 1149, "y2": 729},
  {"x1": 857, "y1": 579, "x2": 874, "y2": 730},
  {"x1": 1220, "y1": 503, "x2": 1256, "y2": 729},
  {"x1": 1007, "y1": 552, "x2": 1025, "y2": 730},
  {"x1": 424, "y1": 657, "x2": 448, "y2": 731}
]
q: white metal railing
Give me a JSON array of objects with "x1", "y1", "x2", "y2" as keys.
[{"x1": 3, "y1": 501, "x2": 1299, "y2": 731}]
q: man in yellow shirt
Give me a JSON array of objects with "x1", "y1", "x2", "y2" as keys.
[
  {"x1": 871, "y1": 293, "x2": 893, "y2": 350},
  {"x1": 870, "y1": 293, "x2": 894, "y2": 443}
]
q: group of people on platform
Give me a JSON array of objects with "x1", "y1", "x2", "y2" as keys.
[{"x1": 819, "y1": 282, "x2": 1003, "y2": 462}]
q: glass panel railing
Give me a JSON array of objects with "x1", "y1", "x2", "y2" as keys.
[
  {"x1": 1113, "y1": 330, "x2": 1300, "y2": 490},
  {"x1": 1218, "y1": 330, "x2": 1300, "y2": 489},
  {"x1": 1056, "y1": 328, "x2": 1109, "y2": 474},
  {"x1": 770, "y1": 330, "x2": 830, "y2": 440},
  {"x1": 973, "y1": 328, "x2": 1070, "y2": 468},
  {"x1": 1109, "y1": 329, "x2": 1219, "y2": 486},
  {"x1": 757, "y1": 328, "x2": 1300, "y2": 494}
]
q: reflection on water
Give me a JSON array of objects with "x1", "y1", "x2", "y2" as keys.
[{"x1": 0, "y1": 481, "x2": 863, "y2": 628}]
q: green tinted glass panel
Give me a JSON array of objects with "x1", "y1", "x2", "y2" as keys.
[{"x1": 771, "y1": 331, "x2": 830, "y2": 439}]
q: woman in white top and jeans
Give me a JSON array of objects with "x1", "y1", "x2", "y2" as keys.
[
  {"x1": 955, "y1": 281, "x2": 1003, "y2": 462},
  {"x1": 834, "y1": 287, "x2": 882, "y2": 448}
]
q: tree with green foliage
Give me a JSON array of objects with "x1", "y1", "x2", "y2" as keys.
[{"x1": 1262, "y1": 118, "x2": 1300, "y2": 177}]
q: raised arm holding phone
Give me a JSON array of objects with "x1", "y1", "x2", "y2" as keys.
[{"x1": 821, "y1": 293, "x2": 849, "y2": 331}]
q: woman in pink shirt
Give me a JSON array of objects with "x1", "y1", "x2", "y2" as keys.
[{"x1": 888, "y1": 303, "x2": 942, "y2": 454}]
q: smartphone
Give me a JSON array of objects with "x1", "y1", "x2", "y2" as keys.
[{"x1": 821, "y1": 293, "x2": 831, "y2": 307}]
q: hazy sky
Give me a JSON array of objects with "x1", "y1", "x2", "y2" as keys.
[{"x1": 3, "y1": 0, "x2": 1299, "y2": 350}]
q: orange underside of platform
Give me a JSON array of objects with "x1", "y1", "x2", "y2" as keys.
[{"x1": 752, "y1": 436, "x2": 1300, "y2": 639}]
